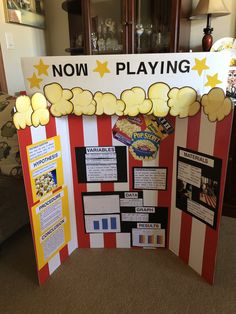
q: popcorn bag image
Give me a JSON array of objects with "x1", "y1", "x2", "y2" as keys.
[
  {"x1": 113, "y1": 115, "x2": 174, "y2": 160},
  {"x1": 14, "y1": 52, "x2": 233, "y2": 285},
  {"x1": 112, "y1": 115, "x2": 146, "y2": 146}
]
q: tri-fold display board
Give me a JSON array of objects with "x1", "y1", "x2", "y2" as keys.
[{"x1": 15, "y1": 52, "x2": 233, "y2": 285}]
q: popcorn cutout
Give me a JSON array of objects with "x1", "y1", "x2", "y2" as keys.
[
  {"x1": 71, "y1": 87, "x2": 96, "y2": 116},
  {"x1": 13, "y1": 95, "x2": 33, "y2": 130},
  {"x1": 94, "y1": 92, "x2": 125, "y2": 116},
  {"x1": 168, "y1": 87, "x2": 200, "y2": 118},
  {"x1": 121, "y1": 87, "x2": 152, "y2": 116},
  {"x1": 31, "y1": 92, "x2": 50, "y2": 127},
  {"x1": 148, "y1": 83, "x2": 170, "y2": 117},
  {"x1": 44, "y1": 83, "x2": 73, "y2": 117},
  {"x1": 201, "y1": 88, "x2": 233, "y2": 122}
]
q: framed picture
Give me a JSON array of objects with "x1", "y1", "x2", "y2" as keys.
[
  {"x1": 3, "y1": 0, "x2": 45, "y2": 29},
  {"x1": 226, "y1": 68, "x2": 236, "y2": 100}
]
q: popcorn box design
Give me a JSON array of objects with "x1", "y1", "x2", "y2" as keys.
[
  {"x1": 112, "y1": 115, "x2": 145, "y2": 146},
  {"x1": 113, "y1": 115, "x2": 174, "y2": 148}
]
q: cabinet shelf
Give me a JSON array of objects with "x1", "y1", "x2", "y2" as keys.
[
  {"x1": 65, "y1": 47, "x2": 84, "y2": 54},
  {"x1": 92, "y1": 49, "x2": 124, "y2": 55},
  {"x1": 62, "y1": 0, "x2": 192, "y2": 55}
]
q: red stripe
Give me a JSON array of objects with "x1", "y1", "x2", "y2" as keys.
[
  {"x1": 97, "y1": 116, "x2": 116, "y2": 248},
  {"x1": 158, "y1": 115, "x2": 176, "y2": 248},
  {"x1": 179, "y1": 112, "x2": 201, "y2": 263},
  {"x1": 68, "y1": 115, "x2": 90, "y2": 247},
  {"x1": 202, "y1": 112, "x2": 233, "y2": 284},
  {"x1": 129, "y1": 154, "x2": 142, "y2": 191},
  {"x1": 45, "y1": 116, "x2": 57, "y2": 138},
  {"x1": 59, "y1": 244, "x2": 69, "y2": 263},
  {"x1": 38, "y1": 264, "x2": 50, "y2": 285},
  {"x1": 128, "y1": 130, "x2": 142, "y2": 249}
]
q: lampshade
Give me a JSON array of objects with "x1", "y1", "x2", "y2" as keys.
[{"x1": 190, "y1": 0, "x2": 230, "y2": 19}]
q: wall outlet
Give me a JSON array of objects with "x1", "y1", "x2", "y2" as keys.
[{"x1": 5, "y1": 32, "x2": 15, "y2": 50}]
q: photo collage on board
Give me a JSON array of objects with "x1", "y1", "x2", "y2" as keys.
[{"x1": 176, "y1": 147, "x2": 222, "y2": 229}]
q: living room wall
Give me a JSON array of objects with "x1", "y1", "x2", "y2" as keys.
[
  {"x1": 0, "y1": 1, "x2": 46, "y2": 95},
  {"x1": 190, "y1": 0, "x2": 236, "y2": 51},
  {"x1": 44, "y1": 0, "x2": 70, "y2": 56}
]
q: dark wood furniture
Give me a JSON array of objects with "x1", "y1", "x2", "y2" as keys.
[
  {"x1": 223, "y1": 107, "x2": 236, "y2": 218},
  {"x1": 62, "y1": 0, "x2": 192, "y2": 55}
]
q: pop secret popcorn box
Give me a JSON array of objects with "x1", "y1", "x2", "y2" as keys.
[{"x1": 112, "y1": 115, "x2": 174, "y2": 161}]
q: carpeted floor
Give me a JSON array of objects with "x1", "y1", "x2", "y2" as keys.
[{"x1": 0, "y1": 216, "x2": 235, "y2": 314}]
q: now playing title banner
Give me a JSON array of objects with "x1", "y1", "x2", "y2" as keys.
[
  {"x1": 15, "y1": 52, "x2": 232, "y2": 126},
  {"x1": 51, "y1": 59, "x2": 191, "y2": 77},
  {"x1": 22, "y1": 52, "x2": 229, "y2": 96}
]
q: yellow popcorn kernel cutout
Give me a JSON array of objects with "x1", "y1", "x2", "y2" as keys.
[
  {"x1": 94, "y1": 92, "x2": 125, "y2": 116},
  {"x1": 201, "y1": 88, "x2": 233, "y2": 122},
  {"x1": 44, "y1": 83, "x2": 73, "y2": 117},
  {"x1": 168, "y1": 87, "x2": 200, "y2": 118},
  {"x1": 13, "y1": 95, "x2": 33, "y2": 130},
  {"x1": 31, "y1": 92, "x2": 50, "y2": 127},
  {"x1": 121, "y1": 87, "x2": 152, "y2": 116},
  {"x1": 71, "y1": 87, "x2": 96, "y2": 116},
  {"x1": 148, "y1": 83, "x2": 170, "y2": 117}
]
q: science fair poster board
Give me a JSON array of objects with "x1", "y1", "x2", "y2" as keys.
[{"x1": 14, "y1": 52, "x2": 233, "y2": 285}]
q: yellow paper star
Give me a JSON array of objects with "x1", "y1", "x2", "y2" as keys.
[
  {"x1": 205, "y1": 73, "x2": 222, "y2": 88},
  {"x1": 192, "y1": 58, "x2": 209, "y2": 76},
  {"x1": 27, "y1": 73, "x2": 43, "y2": 89},
  {"x1": 93, "y1": 60, "x2": 110, "y2": 77},
  {"x1": 34, "y1": 59, "x2": 49, "y2": 76}
]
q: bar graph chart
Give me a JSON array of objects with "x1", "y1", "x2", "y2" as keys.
[
  {"x1": 85, "y1": 214, "x2": 121, "y2": 233},
  {"x1": 132, "y1": 228, "x2": 165, "y2": 247}
]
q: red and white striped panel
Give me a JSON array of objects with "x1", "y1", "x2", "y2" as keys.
[
  {"x1": 168, "y1": 109, "x2": 233, "y2": 284},
  {"x1": 18, "y1": 109, "x2": 233, "y2": 285},
  {"x1": 18, "y1": 117, "x2": 78, "y2": 285},
  {"x1": 201, "y1": 112, "x2": 233, "y2": 283}
]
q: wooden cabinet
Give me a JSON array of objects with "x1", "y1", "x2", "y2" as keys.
[{"x1": 62, "y1": 0, "x2": 192, "y2": 55}]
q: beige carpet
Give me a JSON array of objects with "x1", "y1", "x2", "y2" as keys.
[{"x1": 0, "y1": 216, "x2": 235, "y2": 314}]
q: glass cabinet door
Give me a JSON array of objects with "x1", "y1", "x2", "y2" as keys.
[
  {"x1": 89, "y1": 0, "x2": 125, "y2": 54},
  {"x1": 134, "y1": 0, "x2": 172, "y2": 53}
]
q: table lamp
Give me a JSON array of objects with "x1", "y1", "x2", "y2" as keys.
[{"x1": 190, "y1": 0, "x2": 230, "y2": 51}]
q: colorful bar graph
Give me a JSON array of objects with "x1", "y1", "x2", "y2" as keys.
[
  {"x1": 85, "y1": 215, "x2": 120, "y2": 233},
  {"x1": 102, "y1": 218, "x2": 108, "y2": 230},
  {"x1": 110, "y1": 217, "x2": 117, "y2": 229},
  {"x1": 93, "y1": 221, "x2": 100, "y2": 230}
]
